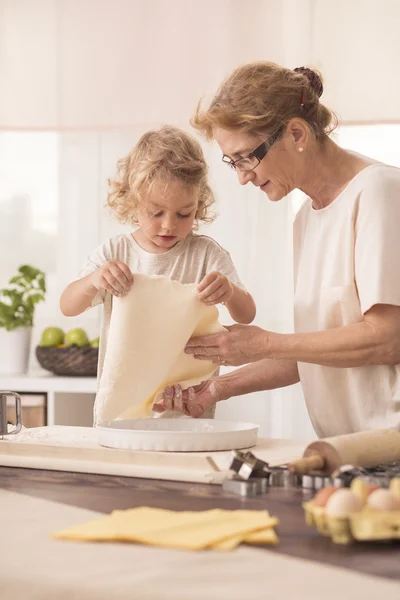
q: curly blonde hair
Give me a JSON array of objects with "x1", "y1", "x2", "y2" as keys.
[
  {"x1": 191, "y1": 61, "x2": 337, "y2": 141},
  {"x1": 107, "y1": 126, "x2": 215, "y2": 228}
]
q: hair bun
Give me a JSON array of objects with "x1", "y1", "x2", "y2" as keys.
[{"x1": 294, "y1": 66, "x2": 323, "y2": 98}]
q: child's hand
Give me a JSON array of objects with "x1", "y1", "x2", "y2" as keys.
[
  {"x1": 197, "y1": 271, "x2": 233, "y2": 306},
  {"x1": 90, "y1": 260, "x2": 133, "y2": 297},
  {"x1": 153, "y1": 379, "x2": 223, "y2": 418}
]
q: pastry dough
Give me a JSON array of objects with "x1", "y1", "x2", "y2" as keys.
[
  {"x1": 53, "y1": 507, "x2": 279, "y2": 550},
  {"x1": 95, "y1": 274, "x2": 224, "y2": 423}
]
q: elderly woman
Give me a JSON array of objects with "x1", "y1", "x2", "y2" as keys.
[{"x1": 154, "y1": 61, "x2": 400, "y2": 437}]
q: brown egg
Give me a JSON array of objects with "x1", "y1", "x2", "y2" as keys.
[{"x1": 313, "y1": 486, "x2": 338, "y2": 508}]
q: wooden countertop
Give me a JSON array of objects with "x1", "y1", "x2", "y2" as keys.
[{"x1": 1, "y1": 466, "x2": 399, "y2": 582}]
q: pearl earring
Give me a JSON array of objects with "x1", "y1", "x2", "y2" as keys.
[{"x1": 298, "y1": 147, "x2": 304, "y2": 153}]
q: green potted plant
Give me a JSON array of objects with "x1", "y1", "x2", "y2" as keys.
[{"x1": 0, "y1": 265, "x2": 46, "y2": 374}]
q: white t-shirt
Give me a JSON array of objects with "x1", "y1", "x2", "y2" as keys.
[
  {"x1": 81, "y1": 232, "x2": 245, "y2": 381},
  {"x1": 293, "y1": 163, "x2": 400, "y2": 437}
]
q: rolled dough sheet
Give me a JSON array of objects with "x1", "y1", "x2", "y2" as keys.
[{"x1": 95, "y1": 274, "x2": 224, "y2": 423}]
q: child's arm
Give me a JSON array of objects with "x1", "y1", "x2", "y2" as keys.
[
  {"x1": 60, "y1": 260, "x2": 133, "y2": 317},
  {"x1": 225, "y1": 282, "x2": 256, "y2": 324},
  {"x1": 197, "y1": 272, "x2": 256, "y2": 324}
]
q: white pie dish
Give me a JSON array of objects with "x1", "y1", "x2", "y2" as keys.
[{"x1": 96, "y1": 418, "x2": 259, "y2": 452}]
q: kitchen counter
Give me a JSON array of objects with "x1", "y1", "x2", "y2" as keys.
[{"x1": 0, "y1": 465, "x2": 399, "y2": 600}]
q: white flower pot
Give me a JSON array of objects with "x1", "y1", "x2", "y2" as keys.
[{"x1": 0, "y1": 327, "x2": 32, "y2": 375}]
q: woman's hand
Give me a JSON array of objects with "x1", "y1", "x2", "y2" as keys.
[
  {"x1": 197, "y1": 271, "x2": 233, "y2": 306},
  {"x1": 152, "y1": 379, "x2": 226, "y2": 418},
  {"x1": 90, "y1": 260, "x2": 133, "y2": 297},
  {"x1": 185, "y1": 324, "x2": 269, "y2": 367}
]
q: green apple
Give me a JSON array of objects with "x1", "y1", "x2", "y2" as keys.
[
  {"x1": 65, "y1": 328, "x2": 90, "y2": 347},
  {"x1": 40, "y1": 326, "x2": 65, "y2": 347},
  {"x1": 90, "y1": 336, "x2": 100, "y2": 348}
]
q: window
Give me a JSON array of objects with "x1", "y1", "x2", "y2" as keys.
[{"x1": 0, "y1": 133, "x2": 58, "y2": 281}]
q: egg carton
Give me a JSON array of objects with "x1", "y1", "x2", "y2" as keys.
[{"x1": 303, "y1": 477, "x2": 400, "y2": 544}]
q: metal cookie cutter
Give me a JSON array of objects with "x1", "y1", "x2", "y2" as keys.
[
  {"x1": 222, "y1": 450, "x2": 271, "y2": 497},
  {"x1": 331, "y1": 464, "x2": 369, "y2": 488},
  {"x1": 330, "y1": 463, "x2": 400, "y2": 489},
  {"x1": 223, "y1": 475, "x2": 269, "y2": 497},
  {"x1": 270, "y1": 466, "x2": 302, "y2": 489},
  {"x1": 300, "y1": 465, "x2": 367, "y2": 491},
  {"x1": 0, "y1": 391, "x2": 22, "y2": 439},
  {"x1": 222, "y1": 451, "x2": 304, "y2": 497},
  {"x1": 301, "y1": 473, "x2": 332, "y2": 491},
  {"x1": 229, "y1": 450, "x2": 271, "y2": 480}
]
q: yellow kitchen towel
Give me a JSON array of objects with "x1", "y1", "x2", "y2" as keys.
[{"x1": 53, "y1": 507, "x2": 279, "y2": 551}]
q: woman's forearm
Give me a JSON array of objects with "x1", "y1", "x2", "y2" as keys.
[
  {"x1": 266, "y1": 304, "x2": 400, "y2": 368},
  {"x1": 217, "y1": 358, "x2": 300, "y2": 400}
]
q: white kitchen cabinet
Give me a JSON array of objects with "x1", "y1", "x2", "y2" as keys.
[{"x1": 0, "y1": 373, "x2": 97, "y2": 427}]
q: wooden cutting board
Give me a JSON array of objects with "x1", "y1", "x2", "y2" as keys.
[{"x1": 0, "y1": 426, "x2": 307, "y2": 484}]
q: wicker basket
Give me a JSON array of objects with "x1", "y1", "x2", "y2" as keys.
[{"x1": 36, "y1": 345, "x2": 98, "y2": 377}]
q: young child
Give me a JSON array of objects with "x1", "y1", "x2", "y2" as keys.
[{"x1": 60, "y1": 126, "x2": 256, "y2": 416}]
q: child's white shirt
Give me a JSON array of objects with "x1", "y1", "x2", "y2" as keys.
[{"x1": 81, "y1": 232, "x2": 245, "y2": 382}]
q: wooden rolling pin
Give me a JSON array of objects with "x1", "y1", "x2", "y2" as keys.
[{"x1": 288, "y1": 428, "x2": 400, "y2": 476}]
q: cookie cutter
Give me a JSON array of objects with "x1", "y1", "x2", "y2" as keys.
[{"x1": 222, "y1": 450, "x2": 302, "y2": 497}]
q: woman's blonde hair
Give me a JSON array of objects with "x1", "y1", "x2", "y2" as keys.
[
  {"x1": 191, "y1": 61, "x2": 337, "y2": 141},
  {"x1": 107, "y1": 125, "x2": 215, "y2": 228}
]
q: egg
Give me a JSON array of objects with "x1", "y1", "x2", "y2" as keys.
[
  {"x1": 350, "y1": 478, "x2": 379, "y2": 503},
  {"x1": 367, "y1": 489, "x2": 400, "y2": 511},
  {"x1": 389, "y1": 478, "x2": 400, "y2": 501},
  {"x1": 325, "y1": 489, "x2": 363, "y2": 517},
  {"x1": 313, "y1": 486, "x2": 338, "y2": 507}
]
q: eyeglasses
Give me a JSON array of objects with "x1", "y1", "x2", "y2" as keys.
[{"x1": 221, "y1": 127, "x2": 283, "y2": 172}]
